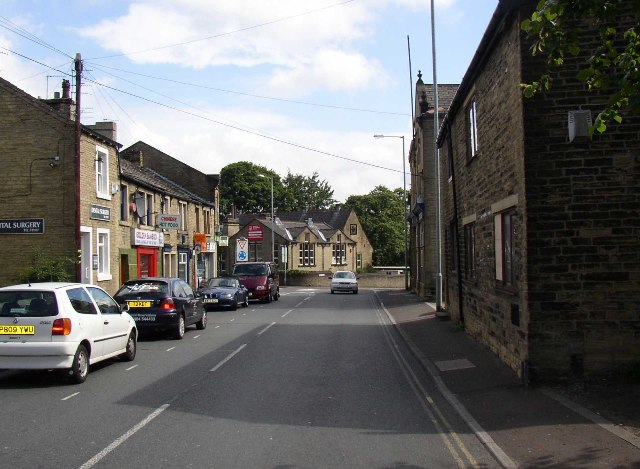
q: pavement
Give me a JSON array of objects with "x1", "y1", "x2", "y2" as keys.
[{"x1": 374, "y1": 289, "x2": 640, "y2": 469}]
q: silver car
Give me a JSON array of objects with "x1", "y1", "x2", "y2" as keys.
[{"x1": 330, "y1": 271, "x2": 358, "y2": 294}]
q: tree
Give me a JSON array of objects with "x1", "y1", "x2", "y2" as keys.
[
  {"x1": 280, "y1": 170, "x2": 337, "y2": 211},
  {"x1": 344, "y1": 186, "x2": 406, "y2": 266},
  {"x1": 15, "y1": 247, "x2": 75, "y2": 283},
  {"x1": 521, "y1": 0, "x2": 640, "y2": 133},
  {"x1": 219, "y1": 161, "x2": 282, "y2": 216}
]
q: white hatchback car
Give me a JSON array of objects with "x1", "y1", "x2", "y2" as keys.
[
  {"x1": 0, "y1": 282, "x2": 137, "y2": 384},
  {"x1": 330, "y1": 271, "x2": 359, "y2": 294}
]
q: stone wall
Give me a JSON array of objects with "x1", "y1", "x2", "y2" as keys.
[{"x1": 280, "y1": 271, "x2": 405, "y2": 289}]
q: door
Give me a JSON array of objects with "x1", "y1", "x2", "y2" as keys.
[
  {"x1": 87, "y1": 286, "x2": 130, "y2": 357},
  {"x1": 80, "y1": 228, "x2": 92, "y2": 284},
  {"x1": 66, "y1": 287, "x2": 104, "y2": 359},
  {"x1": 137, "y1": 247, "x2": 158, "y2": 278}
]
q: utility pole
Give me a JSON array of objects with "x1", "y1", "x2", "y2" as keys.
[{"x1": 75, "y1": 53, "x2": 82, "y2": 282}]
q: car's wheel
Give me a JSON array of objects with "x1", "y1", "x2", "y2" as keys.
[
  {"x1": 231, "y1": 297, "x2": 238, "y2": 311},
  {"x1": 120, "y1": 331, "x2": 137, "y2": 361},
  {"x1": 243, "y1": 296, "x2": 249, "y2": 307},
  {"x1": 265, "y1": 291, "x2": 272, "y2": 303},
  {"x1": 196, "y1": 311, "x2": 207, "y2": 330},
  {"x1": 354, "y1": 289, "x2": 358, "y2": 294},
  {"x1": 274, "y1": 289, "x2": 279, "y2": 301},
  {"x1": 69, "y1": 344, "x2": 89, "y2": 384},
  {"x1": 175, "y1": 314, "x2": 185, "y2": 339}
]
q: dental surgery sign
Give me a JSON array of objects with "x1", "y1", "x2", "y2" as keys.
[{"x1": 0, "y1": 218, "x2": 44, "y2": 234}]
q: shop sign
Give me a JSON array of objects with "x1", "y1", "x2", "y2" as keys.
[
  {"x1": 157, "y1": 214, "x2": 180, "y2": 230},
  {"x1": 0, "y1": 218, "x2": 44, "y2": 234},
  {"x1": 194, "y1": 233, "x2": 207, "y2": 252},
  {"x1": 132, "y1": 228, "x2": 164, "y2": 247},
  {"x1": 90, "y1": 204, "x2": 110, "y2": 221},
  {"x1": 248, "y1": 224, "x2": 263, "y2": 241},
  {"x1": 218, "y1": 236, "x2": 229, "y2": 247}
]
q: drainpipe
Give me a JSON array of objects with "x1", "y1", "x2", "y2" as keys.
[{"x1": 74, "y1": 53, "x2": 82, "y2": 282}]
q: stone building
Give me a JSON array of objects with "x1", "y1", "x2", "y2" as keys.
[
  {"x1": 0, "y1": 78, "x2": 220, "y2": 292},
  {"x1": 224, "y1": 208, "x2": 372, "y2": 275},
  {"x1": 407, "y1": 75, "x2": 458, "y2": 301},
  {"x1": 435, "y1": 1, "x2": 639, "y2": 381}
]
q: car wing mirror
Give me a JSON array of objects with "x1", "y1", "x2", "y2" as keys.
[{"x1": 120, "y1": 303, "x2": 130, "y2": 313}]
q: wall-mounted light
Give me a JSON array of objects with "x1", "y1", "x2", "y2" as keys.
[{"x1": 49, "y1": 156, "x2": 60, "y2": 168}]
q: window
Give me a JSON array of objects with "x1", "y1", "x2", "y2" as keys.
[
  {"x1": 350, "y1": 224, "x2": 357, "y2": 235},
  {"x1": 249, "y1": 242, "x2": 262, "y2": 261},
  {"x1": 179, "y1": 201, "x2": 187, "y2": 231},
  {"x1": 357, "y1": 254, "x2": 362, "y2": 270},
  {"x1": 67, "y1": 288, "x2": 97, "y2": 315},
  {"x1": 332, "y1": 234, "x2": 346, "y2": 265},
  {"x1": 163, "y1": 196, "x2": 171, "y2": 214},
  {"x1": 178, "y1": 252, "x2": 188, "y2": 281},
  {"x1": 120, "y1": 184, "x2": 128, "y2": 221},
  {"x1": 464, "y1": 223, "x2": 476, "y2": 279},
  {"x1": 97, "y1": 229, "x2": 111, "y2": 281},
  {"x1": 299, "y1": 234, "x2": 315, "y2": 266},
  {"x1": 146, "y1": 193, "x2": 153, "y2": 226},
  {"x1": 87, "y1": 287, "x2": 119, "y2": 315},
  {"x1": 195, "y1": 207, "x2": 200, "y2": 232},
  {"x1": 95, "y1": 146, "x2": 110, "y2": 199},
  {"x1": 204, "y1": 210, "x2": 211, "y2": 234},
  {"x1": 495, "y1": 211, "x2": 517, "y2": 287},
  {"x1": 467, "y1": 97, "x2": 479, "y2": 160}
]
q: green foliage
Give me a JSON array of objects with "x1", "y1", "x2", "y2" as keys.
[
  {"x1": 521, "y1": 0, "x2": 640, "y2": 133},
  {"x1": 15, "y1": 248, "x2": 75, "y2": 283},
  {"x1": 219, "y1": 162, "x2": 337, "y2": 217},
  {"x1": 344, "y1": 185, "x2": 406, "y2": 266},
  {"x1": 280, "y1": 170, "x2": 337, "y2": 211},
  {"x1": 219, "y1": 161, "x2": 281, "y2": 216}
]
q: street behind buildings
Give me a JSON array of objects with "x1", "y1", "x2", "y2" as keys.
[{"x1": 0, "y1": 288, "x2": 638, "y2": 468}]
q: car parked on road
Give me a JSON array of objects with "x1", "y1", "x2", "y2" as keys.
[
  {"x1": 199, "y1": 277, "x2": 249, "y2": 311},
  {"x1": 331, "y1": 271, "x2": 359, "y2": 294},
  {"x1": 114, "y1": 277, "x2": 206, "y2": 339},
  {"x1": 231, "y1": 262, "x2": 280, "y2": 302},
  {"x1": 0, "y1": 282, "x2": 137, "y2": 384}
]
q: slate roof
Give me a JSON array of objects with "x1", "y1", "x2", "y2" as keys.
[{"x1": 120, "y1": 158, "x2": 214, "y2": 207}]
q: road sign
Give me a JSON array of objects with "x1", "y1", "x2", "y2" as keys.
[{"x1": 236, "y1": 238, "x2": 248, "y2": 262}]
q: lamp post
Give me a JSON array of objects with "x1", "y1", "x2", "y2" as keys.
[
  {"x1": 373, "y1": 134, "x2": 408, "y2": 290},
  {"x1": 258, "y1": 174, "x2": 274, "y2": 263}
]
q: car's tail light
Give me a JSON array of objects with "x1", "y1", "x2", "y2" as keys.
[
  {"x1": 159, "y1": 298, "x2": 175, "y2": 310},
  {"x1": 52, "y1": 318, "x2": 72, "y2": 335}
]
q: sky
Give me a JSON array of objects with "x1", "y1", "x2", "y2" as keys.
[{"x1": 0, "y1": 0, "x2": 498, "y2": 203}]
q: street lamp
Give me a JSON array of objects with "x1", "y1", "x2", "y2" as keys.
[
  {"x1": 258, "y1": 174, "x2": 274, "y2": 262},
  {"x1": 373, "y1": 134, "x2": 409, "y2": 290}
]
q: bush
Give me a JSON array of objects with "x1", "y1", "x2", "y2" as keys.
[{"x1": 14, "y1": 248, "x2": 75, "y2": 283}]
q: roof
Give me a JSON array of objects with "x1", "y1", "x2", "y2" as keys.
[
  {"x1": 120, "y1": 158, "x2": 214, "y2": 207},
  {"x1": 274, "y1": 207, "x2": 354, "y2": 228}
]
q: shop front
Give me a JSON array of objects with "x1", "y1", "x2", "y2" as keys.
[{"x1": 131, "y1": 228, "x2": 164, "y2": 278}]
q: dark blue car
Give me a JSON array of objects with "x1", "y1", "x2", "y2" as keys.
[{"x1": 199, "y1": 277, "x2": 249, "y2": 311}]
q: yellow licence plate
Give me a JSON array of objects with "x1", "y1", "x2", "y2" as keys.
[
  {"x1": 128, "y1": 301, "x2": 152, "y2": 308},
  {"x1": 0, "y1": 325, "x2": 35, "y2": 335}
]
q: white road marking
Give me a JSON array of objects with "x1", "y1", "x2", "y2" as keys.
[
  {"x1": 210, "y1": 344, "x2": 247, "y2": 372},
  {"x1": 215, "y1": 325, "x2": 221, "y2": 329},
  {"x1": 281, "y1": 309, "x2": 293, "y2": 318},
  {"x1": 61, "y1": 392, "x2": 80, "y2": 401},
  {"x1": 125, "y1": 365, "x2": 138, "y2": 371},
  {"x1": 258, "y1": 322, "x2": 276, "y2": 336},
  {"x1": 192, "y1": 335, "x2": 201, "y2": 339},
  {"x1": 166, "y1": 347, "x2": 175, "y2": 352},
  {"x1": 79, "y1": 404, "x2": 169, "y2": 469}
]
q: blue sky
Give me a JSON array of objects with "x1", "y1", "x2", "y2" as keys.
[{"x1": 1, "y1": 0, "x2": 498, "y2": 202}]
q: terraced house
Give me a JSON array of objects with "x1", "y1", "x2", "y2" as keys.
[
  {"x1": 418, "y1": 1, "x2": 640, "y2": 381},
  {"x1": 0, "y1": 78, "x2": 220, "y2": 292}
]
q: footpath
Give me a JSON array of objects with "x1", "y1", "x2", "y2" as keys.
[{"x1": 374, "y1": 289, "x2": 640, "y2": 469}]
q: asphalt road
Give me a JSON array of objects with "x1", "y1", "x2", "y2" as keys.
[{"x1": 0, "y1": 288, "x2": 502, "y2": 469}]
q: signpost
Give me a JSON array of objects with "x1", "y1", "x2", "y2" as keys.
[{"x1": 236, "y1": 238, "x2": 248, "y2": 262}]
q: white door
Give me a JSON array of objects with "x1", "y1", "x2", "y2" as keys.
[{"x1": 80, "y1": 228, "x2": 92, "y2": 284}]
